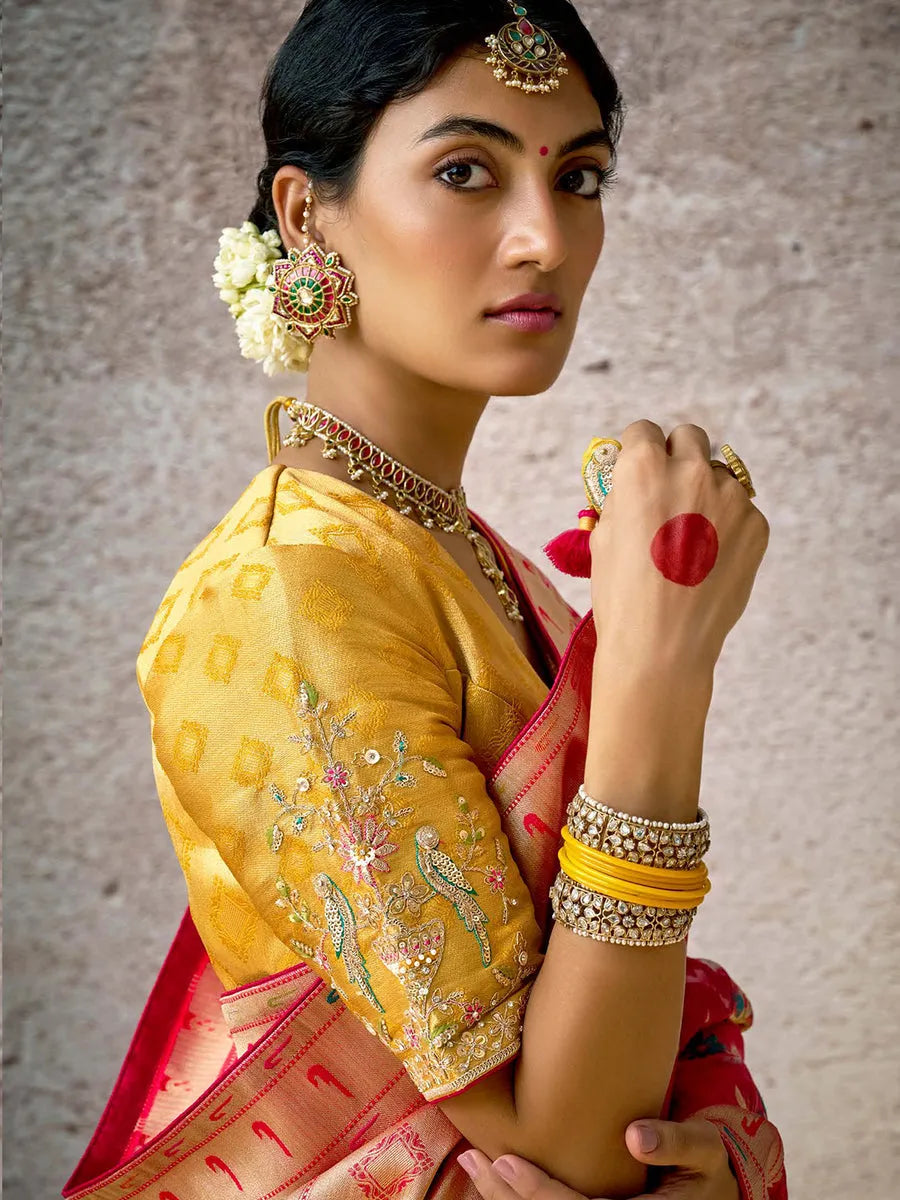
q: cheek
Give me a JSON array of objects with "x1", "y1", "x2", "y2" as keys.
[
  {"x1": 649, "y1": 513, "x2": 719, "y2": 586},
  {"x1": 365, "y1": 193, "x2": 478, "y2": 298}
]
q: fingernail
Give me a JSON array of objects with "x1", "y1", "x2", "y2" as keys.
[
  {"x1": 458, "y1": 1151, "x2": 477, "y2": 1178},
  {"x1": 636, "y1": 1123, "x2": 659, "y2": 1152},
  {"x1": 494, "y1": 1158, "x2": 518, "y2": 1182}
]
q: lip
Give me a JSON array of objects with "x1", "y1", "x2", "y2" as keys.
[
  {"x1": 486, "y1": 309, "x2": 560, "y2": 332},
  {"x1": 485, "y1": 291, "x2": 563, "y2": 316}
]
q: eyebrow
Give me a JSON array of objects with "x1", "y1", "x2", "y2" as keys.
[{"x1": 414, "y1": 115, "x2": 613, "y2": 157}]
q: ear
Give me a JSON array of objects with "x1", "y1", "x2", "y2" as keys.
[{"x1": 271, "y1": 165, "x2": 313, "y2": 252}]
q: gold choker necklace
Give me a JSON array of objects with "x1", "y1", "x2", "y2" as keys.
[{"x1": 264, "y1": 396, "x2": 524, "y2": 624}]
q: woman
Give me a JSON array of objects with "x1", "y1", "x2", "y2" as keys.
[{"x1": 63, "y1": 3, "x2": 787, "y2": 1198}]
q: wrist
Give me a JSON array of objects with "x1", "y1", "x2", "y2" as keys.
[
  {"x1": 585, "y1": 654, "x2": 712, "y2": 821},
  {"x1": 591, "y1": 647, "x2": 714, "y2": 712}
]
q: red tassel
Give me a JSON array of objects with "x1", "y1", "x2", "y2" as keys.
[{"x1": 542, "y1": 508, "x2": 597, "y2": 578}]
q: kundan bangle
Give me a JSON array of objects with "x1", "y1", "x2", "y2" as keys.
[
  {"x1": 549, "y1": 869, "x2": 696, "y2": 946},
  {"x1": 567, "y1": 783, "x2": 711, "y2": 869}
]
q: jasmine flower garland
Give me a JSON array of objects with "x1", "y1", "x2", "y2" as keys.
[{"x1": 212, "y1": 221, "x2": 312, "y2": 376}]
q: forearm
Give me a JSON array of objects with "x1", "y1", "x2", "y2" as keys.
[
  {"x1": 513, "y1": 926, "x2": 688, "y2": 1196},
  {"x1": 517, "y1": 655, "x2": 713, "y2": 1194},
  {"x1": 443, "y1": 653, "x2": 714, "y2": 1196}
]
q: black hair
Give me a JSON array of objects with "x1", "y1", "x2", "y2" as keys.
[{"x1": 247, "y1": 0, "x2": 624, "y2": 237}]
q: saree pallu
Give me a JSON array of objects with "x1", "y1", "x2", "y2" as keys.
[{"x1": 63, "y1": 504, "x2": 787, "y2": 1200}]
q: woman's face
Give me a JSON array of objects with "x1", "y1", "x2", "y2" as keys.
[{"x1": 277, "y1": 47, "x2": 612, "y2": 397}]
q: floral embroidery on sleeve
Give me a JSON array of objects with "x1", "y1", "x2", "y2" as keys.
[{"x1": 268, "y1": 680, "x2": 539, "y2": 1098}]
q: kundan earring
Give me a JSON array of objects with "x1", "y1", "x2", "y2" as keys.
[{"x1": 268, "y1": 186, "x2": 359, "y2": 346}]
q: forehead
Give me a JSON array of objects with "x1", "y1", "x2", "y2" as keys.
[{"x1": 374, "y1": 47, "x2": 604, "y2": 151}]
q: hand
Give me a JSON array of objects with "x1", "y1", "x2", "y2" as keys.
[
  {"x1": 456, "y1": 1117, "x2": 740, "y2": 1199},
  {"x1": 589, "y1": 421, "x2": 769, "y2": 675}
]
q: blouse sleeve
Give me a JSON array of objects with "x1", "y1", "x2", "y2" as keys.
[{"x1": 139, "y1": 542, "x2": 545, "y2": 1103}]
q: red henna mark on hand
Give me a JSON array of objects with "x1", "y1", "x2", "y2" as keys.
[{"x1": 650, "y1": 513, "x2": 718, "y2": 586}]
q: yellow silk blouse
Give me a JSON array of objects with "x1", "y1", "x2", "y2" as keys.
[{"x1": 136, "y1": 462, "x2": 574, "y2": 1102}]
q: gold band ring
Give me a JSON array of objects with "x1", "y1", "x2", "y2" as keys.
[{"x1": 716, "y1": 444, "x2": 756, "y2": 498}]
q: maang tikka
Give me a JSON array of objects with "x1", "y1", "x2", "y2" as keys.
[{"x1": 484, "y1": 2, "x2": 569, "y2": 93}]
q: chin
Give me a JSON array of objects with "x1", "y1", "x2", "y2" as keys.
[{"x1": 483, "y1": 359, "x2": 567, "y2": 397}]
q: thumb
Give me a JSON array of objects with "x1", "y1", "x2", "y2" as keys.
[{"x1": 625, "y1": 1117, "x2": 723, "y2": 1171}]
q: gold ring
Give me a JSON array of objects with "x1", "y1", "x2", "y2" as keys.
[{"x1": 717, "y1": 444, "x2": 756, "y2": 498}]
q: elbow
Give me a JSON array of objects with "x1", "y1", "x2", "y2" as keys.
[
  {"x1": 439, "y1": 1067, "x2": 651, "y2": 1197},
  {"x1": 519, "y1": 1136, "x2": 650, "y2": 1199},
  {"x1": 474, "y1": 1102, "x2": 652, "y2": 1198}
]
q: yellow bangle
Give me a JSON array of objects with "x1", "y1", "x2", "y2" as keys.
[
  {"x1": 559, "y1": 847, "x2": 708, "y2": 909},
  {"x1": 560, "y1": 826, "x2": 708, "y2": 890},
  {"x1": 558, "y1": 828, "x2": 711, "y2": 910}
]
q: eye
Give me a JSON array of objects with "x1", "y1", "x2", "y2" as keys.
[
  {"x1": 561, "y1": 164, "x2": 618, "y2": 199},
  {"x1": 435, "y1": 155, "x2": 496, "y2": 191},
  {"x1": 434, "y1": 154, "x2": 618, "y2": 200}
]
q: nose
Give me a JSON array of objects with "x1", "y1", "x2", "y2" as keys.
[{"x1": 498, "y1": 183, "x2": 572, "y2": 272}]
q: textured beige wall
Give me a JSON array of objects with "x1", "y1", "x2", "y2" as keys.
[{"x1": 5, "y1": 1, "x2": 898, "y2": 1196}]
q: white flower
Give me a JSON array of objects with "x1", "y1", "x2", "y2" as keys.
[{"x1": 212, "y1": 221, "x2": 312, "y2": 377}]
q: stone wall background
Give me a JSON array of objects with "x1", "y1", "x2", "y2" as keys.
[{"x1": 4, "y1": 1, "x2": 898, "y2": 1196}]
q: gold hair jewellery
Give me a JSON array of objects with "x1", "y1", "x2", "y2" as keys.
[
  {"x1": 484, "y1": 2, "x2": 569, "y2": 93},
  {"x1": 263, "y1": 397, "x2": 524, "y2": 624}
]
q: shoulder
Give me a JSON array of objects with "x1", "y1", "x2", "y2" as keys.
[{"x1": 136, "y1": 468, "x2": 454, "y2": 694}]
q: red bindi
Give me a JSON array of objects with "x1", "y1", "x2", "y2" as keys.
[
  {"x1": 650, "y1": 513, "x2": 719, "y2": 586},
  {"x1": 539, "y1": 145, "x2": 549, "y2": 156}
]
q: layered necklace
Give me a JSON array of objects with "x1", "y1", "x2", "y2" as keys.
[{"x1": 265, "y1": 396, "x2": 524, "y2": 624}]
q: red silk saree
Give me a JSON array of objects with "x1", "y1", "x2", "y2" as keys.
[{"x1": 63, "y1": 488, "x2": 787, "y2": 1200}]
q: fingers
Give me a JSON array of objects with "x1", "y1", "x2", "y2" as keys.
[
  {"x1": 618, "y1": 419, "x2": 667, "y2": 454},
  {"x1": 666, "y1": 423, "x2": 712, "y2": 461},
  {"x1": 625, "y1": 1117, "x2": 729, "y2": 1173},
  {"x1": 618, "y1": 419, "x2": 715, "y2": 470},
  {"x1": 457, "y1": 1149, "x2": 585, "y2": 1199},
  {"x1": 622, "y1": 421, "x2": 761, "y2": 521}
]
